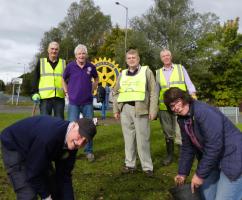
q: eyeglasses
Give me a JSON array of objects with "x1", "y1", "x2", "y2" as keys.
[{"x1": 169, "y1": 99, "x2": 182, "y2": 110}]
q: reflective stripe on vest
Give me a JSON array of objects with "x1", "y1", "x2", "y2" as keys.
[
  {"x1": 157, "y1": 64, "x2": 187, "y2": 110},
  {"x1": 38, "y1": 58, "x2": 66, "y2": 99},
  {"x1": 117, "y1": 66, "x2": 147, "y2": 103}
]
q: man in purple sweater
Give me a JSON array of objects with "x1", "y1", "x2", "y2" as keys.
[{"x1": 63, "y1": 44, "x2": 99, "y2": 162}]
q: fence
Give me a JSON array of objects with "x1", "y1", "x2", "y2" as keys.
[{"x1": 218, "y1": 107, "x2": 240, "y2": 124}]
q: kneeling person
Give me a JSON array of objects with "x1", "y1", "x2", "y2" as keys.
[
  {"x1": 0, "y1": 115, "x2": 96, "y2": 200},
  {"x1": 164, "y1": 87, "x2": 242, "y2": 200}
]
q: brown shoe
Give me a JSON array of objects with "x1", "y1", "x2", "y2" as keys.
[
  {"x1": 144, "y1": 170, "x2": 154, "y2": 178},
  {"x1": 122, "y1": 166, "x2": 136, "y2": 174}
]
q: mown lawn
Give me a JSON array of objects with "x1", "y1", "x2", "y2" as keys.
[{"x1": 0, "y1": 112, "x2": 241, "y2": 200}]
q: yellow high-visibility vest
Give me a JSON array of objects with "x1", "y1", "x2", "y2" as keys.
[
  {"x1": 38, "y1": 58, "x2": 66, "y2": 99},
  {"x1": 117, "y1": 66, "x2": 147, "y2": 103},
  {"x1": 156, "y1": 64, "x2": 187, "y2": 110}
]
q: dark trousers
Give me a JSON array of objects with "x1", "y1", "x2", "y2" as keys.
[
  {"x1": 159, "y1": 110, "x2": 176, "y2": 139},
  {"x1": 1, "y1": 144, "x2": 37, "y2": 200},
  {"x1": 40, "y1": 97, "x2": 65, "y2": 119}
]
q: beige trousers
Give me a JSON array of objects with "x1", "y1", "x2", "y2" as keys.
[{"x1": 120, "y1": 104, "x2": 153, "y2": 171}]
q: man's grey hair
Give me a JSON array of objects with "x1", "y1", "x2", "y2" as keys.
[
  {"x1": 48, "y1": 41, "x2": 59, "y2": 50},
  {"x1": 74, "y1": 44, "x2": 88, "y2": 55},
  {"x1": 160, "y1": 49, "x2": 171, "y2": 56}
]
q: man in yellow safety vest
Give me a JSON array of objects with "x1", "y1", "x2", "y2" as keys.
[
  {"x1": 156, "y1": 49, "x2": 196, "y2": 166},
  {"x1": 32, "y1": 41, "x2": 66, "y2": 119},
  {"x1": 113, "y1": 49, "x2": 158, "y2": 177}
]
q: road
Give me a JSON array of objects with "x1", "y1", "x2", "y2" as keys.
[
  {"x1": 0, "y1": 91, "x2": 241, "y2": 123},
  {"x1": 0, "y1": 91, "x2": 33, "y2": 113}
]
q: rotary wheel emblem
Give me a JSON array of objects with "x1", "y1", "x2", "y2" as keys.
[{"x1": 92, "y1": 57, "x2": 121, "y2": 88}]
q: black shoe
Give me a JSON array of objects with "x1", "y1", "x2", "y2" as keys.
[
  {"x1": 144, "y1": 170, "x2": 154, "y2": 178},
  {"x1": 122, "y1": 166, "x2": 136, "y2": 174}
]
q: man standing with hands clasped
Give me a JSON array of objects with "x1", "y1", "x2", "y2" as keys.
[{"x1": 113, "y1": 49, "x2": 158, "y2": 177}]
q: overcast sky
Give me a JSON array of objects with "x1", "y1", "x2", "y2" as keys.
[{"x1": 0, "y1": 0, "x2": 241, "y2": 83}]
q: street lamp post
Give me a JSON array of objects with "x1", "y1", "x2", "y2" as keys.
[
  {"x1": 17, "y1": 62, "x2": 27, "y2": 79},
  {"x1": 115, "y1": 1, "x2": 128, "y2": 58}
]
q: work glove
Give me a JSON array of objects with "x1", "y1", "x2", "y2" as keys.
[
  {"x1": 191, "y1": 93, "x2": 197, "y2": 100},
  {"x1": 32, "y1": 93, "x2": 40, "y2": 103}
]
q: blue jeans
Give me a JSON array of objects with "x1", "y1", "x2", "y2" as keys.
[
  {"x1": 39, "y1": 97, "x2": 65, "y2": 119},
  {"x1": 200, "y1": 170, "x2": 242, "y2": 200},
  {"x1": 68, "y1": 103, "x2": 94, "y2": 154},
  {"x1": 105, "y1": 87, "x2": 110, "y2": 110},
  {"x1": 101, "y1": 102, "x2": 106, "y2": 119}
]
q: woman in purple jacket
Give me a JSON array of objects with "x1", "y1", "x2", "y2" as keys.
[{"x1": 163, "y1": 87, "x2": 242, "y2": 200}]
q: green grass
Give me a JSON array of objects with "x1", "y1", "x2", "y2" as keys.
[
  {"x1": 0, "y1": 112, "x2": 242, "y2": 200},
  {"x1": 237, "y1": 123, "x2": 242, "y2": 130}
]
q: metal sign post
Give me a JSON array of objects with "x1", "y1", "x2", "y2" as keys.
[{"x1": 11, "y1": 78, "x2": 23, "y2": 105}]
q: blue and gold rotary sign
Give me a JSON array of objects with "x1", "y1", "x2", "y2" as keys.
[{"x1": 92, "y1": 57, "x2": 121, "y2": 88}]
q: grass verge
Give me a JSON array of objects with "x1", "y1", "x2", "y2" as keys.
[{"x1": 0, "y1": 112, "x2": 241, "y2": 200}]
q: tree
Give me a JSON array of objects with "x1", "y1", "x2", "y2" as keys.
[
  {"x1": 38, "y1": 0, "x2": 112, "y2": 61},
  {"x1": 20, "y1": 72, "x2": 34, "y2": 96},
  {"x1": 0, "y1": 80, "x2": 5, "y2": 91},
  {"x1": 96, "y1": 26, "x2": 124, "y2": 60},
  {"x1": 65, "y1": 1, "x2": 111, "y2": 46},
  {"x1": 126, "y1": 31, "x2": 159, "y2": 69},
  {"x1": 186, "y1": 13, "x2": 221, "y2": 100},
  {"x1": 97, "y1": 26, "x2": 158, "y2": 69},
  {"x1": 206, "y1": 18, "x2": 242, "y2": 106},
  {"x1": 131, "y1": 0, "x2": 195, "y2": 63},
  {"x1": 39, "y1": 27, "x2": 63, "y2": 57},
  {"x1": 130, "y1": 0, "x2": 220, "y2": 70}
]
